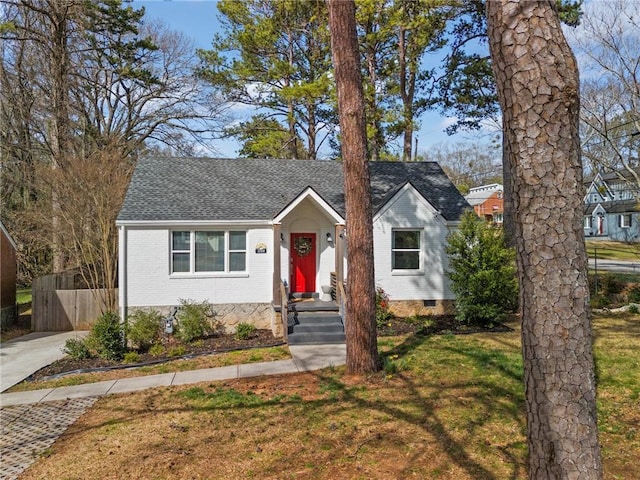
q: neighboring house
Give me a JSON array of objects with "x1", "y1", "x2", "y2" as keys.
[
  {"x1": 117, "y1": 157, "x2": 470, "y2": 333},
  {"x1": 583, "y1": 170, "x2": 640, "y2": 242},
  {"x1": 465, "y1": 184, "x2": 504, "y2": 224},
  {"x1": 0, "y1": 220, "x2": 18, "y2": 327}
]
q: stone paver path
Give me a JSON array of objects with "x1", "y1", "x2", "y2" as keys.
[{"x1": 0, "y1": 397, "x2": 98, "y2": 480}]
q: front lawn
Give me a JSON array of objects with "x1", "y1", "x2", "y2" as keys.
[
  {"x1": 586, "y1": 240, "x2": 640, "y2": 261},
  {"x1": 19, "y1": 312, "x2": 639, "y2": 480}
]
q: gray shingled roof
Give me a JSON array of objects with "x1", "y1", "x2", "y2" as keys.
[
  {"x1": 117, "y1": 157, "x2": 469, "y2": 223},
  {"x1": 584, "y1": 200, "x2": 640, "y2": 215}
]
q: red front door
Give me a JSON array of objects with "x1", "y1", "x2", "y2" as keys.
[{"x1": 291, "y1": 233, "x2": 316, "y2": 293}]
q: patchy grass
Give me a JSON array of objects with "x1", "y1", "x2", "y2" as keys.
[
  {"x1": 19, "y1": 314, "x2": 639, "y2": 480},
  {"x1": 586, "y1": 240, "x2": 640, "y2": 261},
  {"x1": 8, "y1": 346, "x2": 291, "y2": 392}
]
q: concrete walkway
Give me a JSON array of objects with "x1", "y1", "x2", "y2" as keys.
[
  {"x1": 0, "y1": 331, "x2": 89, "y2": 393},
  {"x1": 0, "y1": 341, "x2": 346, "y2": 407}
]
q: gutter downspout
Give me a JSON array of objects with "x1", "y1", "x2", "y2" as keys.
[{"x1": 118, "y1": 225, "x2": 127, "y2": 323}]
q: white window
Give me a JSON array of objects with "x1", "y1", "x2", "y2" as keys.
[
  {"x1": 171, "y1": 230, "x2": 246, "y2": 274},
  {"x1": 584, "y1": 216, "x2": 592, "y2": 229},
  {"x1": 392, "y1": 230, "x2": 421, "y2": 270},
  {"x1": 494, "y1": 213, "x2": 504, "y2": 223},
  {"x1": 619, "y1": 214, "x2": 632, "y2": 229}
]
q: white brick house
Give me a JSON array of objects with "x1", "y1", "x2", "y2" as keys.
[{"x1": 116, "y1": 157, "x2": 470, "y2": 332}]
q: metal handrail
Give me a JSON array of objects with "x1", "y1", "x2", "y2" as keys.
[
  {"x1": 280, "y1": 281, "x2": 289, "y2": 343},
  {"x1": 337, "y1": 281, "x2": 347, "y2": 327}
]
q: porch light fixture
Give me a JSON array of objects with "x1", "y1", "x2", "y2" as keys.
[
  {"x1": 280, "y1": 232, "x2": 285, "y2": 242},
  {"x1": 326, "y1": 232, "x2": 333, "y2": 243}
]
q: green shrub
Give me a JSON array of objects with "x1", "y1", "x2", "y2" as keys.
[
  {"x1": 628, "y1": 304, "x2": 639, "y2": 314},
  {"x1": 127, "y1": 309, "x2": 162, "y2": 352},
  {"x1": 62, "y1": 338, "x2": 92, "y2": 360},
  {"x1": 591, "y1": 294, "x2": 611, "y2": 309},
  {"x1": 446, "y1": 210, "x2": 518, "y2": 326},
  {"x1": 598, "y1": 273, "x2": 623, "y2": 296},
  {"x1": 149, "y1": 343, "x2": 165, "y2": 357},
  {"x1": 235, "y1": 322, "x2": 256, "y2": 340},
  {"x1": 168, "y1": 345, "x2": 187, "y2": 357},
  {"x1": 174, "y1": 299, "x2": 219, "y2": 343},
  {"x1": 382, "y1": 356, "x2": 398, "y2": 375},
  {"x1": 627, "y1": 285, "x2": 640, "y2": 303},
  {"x1": 375, "y1": 286, "x2": 394, "y2": 328},
  {"x1": 86, "y1": 311, "x2": 125, "y2": 361},
  {"x1": 123, "y1": 351, "x2": 141, "y2": 364}
]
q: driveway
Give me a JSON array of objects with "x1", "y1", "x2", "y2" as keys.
[{"x1": 0, "y1": 331, "x2": 89, "y2": 393}]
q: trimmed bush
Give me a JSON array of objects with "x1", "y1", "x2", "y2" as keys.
[
  {"x1": 175, "y1": 299, "x2": 219, "y2": 343},
  {"x1": 123, "y1": 351, "x2": 141, "y2": 364},
  {"x1": 149, "y1": 343, "x2": 165, "y2": 357},
  {"x1": 86, "y1": 311, "x2": 125, "y2": 361},
  {"x1": 127, "y1": 309, "x2": 162, "y2": 352},
  {"x1": 235, "y1": 322, "x2": 256, "y2": 340},
  {"x1": 62, "y1": 338, "x2": 92, "y2": 360},
  {"x1": 168, "y1": 345, "x2": 187, "y2": 357}
]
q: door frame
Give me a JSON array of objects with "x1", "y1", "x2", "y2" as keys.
[{"x1": 290, "y1": 232, "x2": 317, "y2": 293}]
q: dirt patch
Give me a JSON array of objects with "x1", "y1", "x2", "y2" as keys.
[{"x1": 377, "y1": 314, "x2": 514, "y2": 337}]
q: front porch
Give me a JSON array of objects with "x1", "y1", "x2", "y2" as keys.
[
  {"x1": 270, "y1": 187, "x2": 346, "y2": 309},
  {"x1": 274, "y1": 294, "x2": 345, "y2": 345}
]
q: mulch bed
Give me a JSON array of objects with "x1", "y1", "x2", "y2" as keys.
[
  {"x1": 29, "y1": 329, "x2": 283, "y2": 382},
  {"x1": 28, "y1": 316, "x2": 512, "y2": 382},
  {"x1": 377, "y1": 315, "x2": 514, "y2": 337}
]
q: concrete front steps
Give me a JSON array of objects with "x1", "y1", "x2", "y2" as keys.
[{"x1": 287, "y1": 308, "x2": 345, "y2": 345}]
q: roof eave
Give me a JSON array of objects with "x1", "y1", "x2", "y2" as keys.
[{"x1": 116, "y1": 219, "x2": 273, "y2": 227}]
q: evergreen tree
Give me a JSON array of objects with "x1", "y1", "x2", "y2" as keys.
[
  {"x1": 197, "y1": 0, "x2": 334, "y2": 159},
  {"x1": 446, "y1": 210, "x2": 517, "y2": 325}
]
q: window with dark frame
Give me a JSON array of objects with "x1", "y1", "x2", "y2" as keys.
[{"x1": 619, "y1": 214, "x2": 632, "y2": 228}]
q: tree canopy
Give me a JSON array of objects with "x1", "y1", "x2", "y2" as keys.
[
  {"x1": 1, "y1": 0, "x2": 223, "y2": 291},
  {"x1": 566, "y1": 0, "x2": 640, "y2": 184}
]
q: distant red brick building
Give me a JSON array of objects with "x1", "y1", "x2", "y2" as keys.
[
  {"x1": 1, "y1": 220, "x2": 17, "y2": 327},
  {"x1": 465, "y1": 184, "x2": 504, "y2": 223}
]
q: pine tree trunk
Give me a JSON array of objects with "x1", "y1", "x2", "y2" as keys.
[
  {"x1": 487, "y1": 1, "x2": 602, "y2": 478},
  {"x1": 327, "y1": 0, "x2": 379, "y2": 374}
]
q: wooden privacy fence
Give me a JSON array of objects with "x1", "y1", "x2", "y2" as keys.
[{"x1": 32, "y1": 274, "x2": 117, "y2": 331}]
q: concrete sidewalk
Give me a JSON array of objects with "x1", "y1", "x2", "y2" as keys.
[
  {"x1": 0, "y1": 331, "x2": 89, "y2": 393},
  {"x1": 0, "y1": 343, "x2": 346, "y2": 407},
  {"x1": 1, "y1": 339, "x2": 346, "y2": 480}
]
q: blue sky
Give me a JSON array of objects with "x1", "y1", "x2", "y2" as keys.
[{"x1": 132, "y1": 0, "x2": 497, "y2": 158}]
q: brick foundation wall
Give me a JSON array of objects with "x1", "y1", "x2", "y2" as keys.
[
  {"x1": 388, "y1": 299, "x2": 455, "y2": 318},
  {"x1": 128, "y1": 303, "x2": 278, "y2": 337}
]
